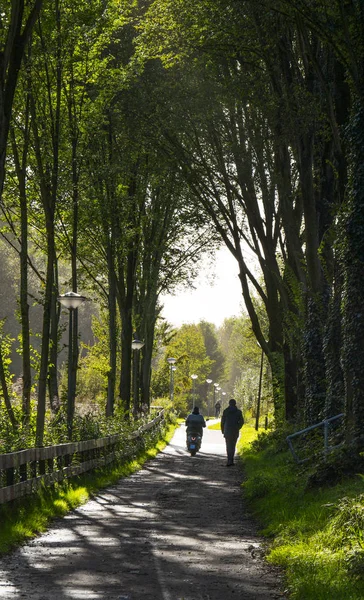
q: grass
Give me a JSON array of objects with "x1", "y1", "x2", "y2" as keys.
[
  {"x1": 238, "y1": 423, "x2": 364, "y2": 599},
  {"x1": 0, "y1": 422, "x2": 177, "y2": 555}
]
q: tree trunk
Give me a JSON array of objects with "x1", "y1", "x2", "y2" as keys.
[
  {"x1": 10, "y1": 124, "x2": 32, "y2": 426},
  {"x1": 35, "y1": 228, "x2": 55, "y2": 447},
  {"x1": 34, "y1": 0, "x2": 62, "y2": 445},
  {"x1": 324, "y1": 268, "x2": 345, "y2": 419},
  {"x1": 119, "y1": 306, "x2": 133, "y2": 418},
  {"x1": 0, "y1": 0, "x2": 44, "y2": 199},
  {"x1": 0, "y1": 336, "x2": 17, "y2": 432},
  {"x1": 342, "y1": 100, "x2": 364, "y2": 444},
  {"x1": 106, "y1": 265, "x2": 117, "y2": 417},
  {"x1": 118, "y1": 249, "x2": 136, "y2": 419},
  {"x1": 48, "y1": 267, "x2": 60, "y2": 413}
]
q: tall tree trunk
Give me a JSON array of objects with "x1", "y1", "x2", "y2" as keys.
[
  {"x1": 35, "y1": 228, "x2": 56, "y2": 447},
  {"x1": 10, "y1": 123, "x2": 32, "y2": 426},
  {"x1": 0, "y1": 334, "x2": 17, "y2": 432},
  {"x1": 69, "y1": 142, "x2": 80, "y2": 433},
  {"x1": 118, "y1": 248, "x2": 137, "y2": 418},
  {"x1": 106, "y1": 263, "x2": 117, "y2": 417},
  {"x1": 99, "y1": 183, "x2": 118, "y2": 418},
  {"x1": 324, "y1": 268, "x2": 345, "y2": 419},
  {"x1": 342, "y1": 100, "x2": 364, "y2": 444},
  {"x1": 48, "y1": 264, "x2": 60, "y2": 413},
  {"x1": 31, "y1": 0, "x2": 61, "y2": 445},
  {"x1": 0, "y1": 0, "x2": 44, "y2": 199},
  {"x1": 119, "y1": 304, "x2": 133, "y2": 418}
]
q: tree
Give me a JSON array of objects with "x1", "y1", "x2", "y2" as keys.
[
  {"x1": 135, "y1": 0, "x2": 354, "y2": 434},
  {"x1": 165, "y1": 323, "x2": 212, "y2": 412},
  {"x1": 0, "y1": 0, "x2": 44, "y2": 200},
  {"x1": 199, "y1": 321, "x2": 225, "y2": 381}
]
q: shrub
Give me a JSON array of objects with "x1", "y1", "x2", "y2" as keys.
[
  {"x1": 306, "y1": 448, "x2": 364, "y2": 489},
  {"x1": 242, "y1": 473, "x2": 277, "y2": 500},
  {"x1": 328, "y1": 494, "x2": 364, "y2": 548},
  {"x1": 345, "y1": 547, "x2": 364, "y2": 578}
]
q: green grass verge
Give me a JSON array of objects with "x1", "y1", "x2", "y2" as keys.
[
  {"x1": 238, "y1": 423, "x2": 364, "y2": 599},
  {"x1": 0, "y1": 422, "x2": 177, "y2": 555}
]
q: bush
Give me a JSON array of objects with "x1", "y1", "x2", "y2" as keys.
[
  {"x1": 328, "y1": 494, "x2": 364, "y2": 548},
  {"x1": 242, "y1": 473, "x2": 277, "y2": 500},
  {"x1": 306, "y1": 448, "x2": 364, "y2": 489},
  {"x1": 345, "y1": 547, "x2": 364, "y2": 578},
  {"x1": 250, "y1": 423, "x2": 293, "y2": 454}
]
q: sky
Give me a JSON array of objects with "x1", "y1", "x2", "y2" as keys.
[{"x1": 160, "y1": 247, "x2": 245, "y2": 328}]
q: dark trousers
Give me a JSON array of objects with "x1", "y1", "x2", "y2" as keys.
[{"x1": 225, "y1": 435, "x2": 238, "y2": 465}]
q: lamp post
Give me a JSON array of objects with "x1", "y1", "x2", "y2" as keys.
[
  {"x1": 167, "y1": 357, "x2": 177, "y2": 401},
  {"x1": 213, "y1": 382, "x2": 219, "y2": 415},
  {"x1": 191, "y1": 374, "x2": 198, "y2": 408},
  {"x1": 222, "y1": 391, "x2": 226, "y2": 408},
  {"x1": 206, "y1": 379, "x2": 212, "y2": 416},
  {"x1": 58, "y1": 291, "x2": 86, "y2": 440},
  {"x1": 132, "y1": 336, "x2": 145, "y2": 419}
]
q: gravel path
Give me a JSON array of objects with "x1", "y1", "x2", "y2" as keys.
[{"x1": 0, "y1": 423, "x2": 285, "y2": 599}]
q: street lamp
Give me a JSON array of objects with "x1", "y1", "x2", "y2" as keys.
[
  {"x1": 58, "y1": 291, "x2": 86, "y2": 440},
  {"x1": 167, "y1": 357, "x2": 177, "y2": 401},
  {"x1": 222, "y1": 391, "x2": 226, "y2": 408},
  {"x1": 132, "y1": 336, "x2": 145, "y2": 418},
  {"x1": 206, "y1": 379, "x2": 212, "y2": 416},
  {"x1": 213, "y1": 382, "x2": 220, "y2": 417},
  {"x1": 191, "y1": 374, "x2": 198, "y2": 408}
]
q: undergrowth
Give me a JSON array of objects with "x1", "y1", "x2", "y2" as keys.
[{"x1": 238, "y1": 424, "x2": 364, "y2": 599}]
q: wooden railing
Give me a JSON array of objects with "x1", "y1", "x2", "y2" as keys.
[{"x1": 0, "y1": 410, "x2": 164, "y2": 505}]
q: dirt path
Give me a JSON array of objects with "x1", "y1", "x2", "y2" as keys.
[{"x1": 0, "y1": 423, "x2": 285, "y2": 599}]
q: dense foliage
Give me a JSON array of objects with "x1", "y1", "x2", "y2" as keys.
[
  {"x1": 240, "y1": 426, "x2": 364, "y2": 599},
  {"x1": 0, "y1": 0, "x2": 364, "y2": 466}
]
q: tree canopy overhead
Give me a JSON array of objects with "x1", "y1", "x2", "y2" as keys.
[{"x1": 1, "y1": 0, "x2": 364, "y2": 455}]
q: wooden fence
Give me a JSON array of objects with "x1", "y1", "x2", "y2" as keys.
[{"x1": 0, "y1": 410, "x2": 165, "y2": 505}]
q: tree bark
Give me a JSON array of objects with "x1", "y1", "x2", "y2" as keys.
[{"x1": 0, "y1": 0, "x2": 44, "y2": 199}]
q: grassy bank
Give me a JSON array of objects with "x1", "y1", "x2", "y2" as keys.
[
  {"x1": 238, "y1": 423, "x2": 364, "y2": 599},
  {"x1": 0, "y1": 421, "x2": 177, "y2": 555}
]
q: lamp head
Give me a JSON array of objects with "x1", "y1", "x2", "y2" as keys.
[
  {"x1": 58, "y1": 291, "x2": 86, "y2": 310},
  {"x1": 132, "y1": 338, "x2": 145, "y2": 350}
]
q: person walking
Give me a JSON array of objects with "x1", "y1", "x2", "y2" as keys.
[{"x1": 221, "y1": 398, "x2": 244, "y2": 466}]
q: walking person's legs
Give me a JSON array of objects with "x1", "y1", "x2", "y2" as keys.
[{"x1": 225, "y1": 436, "x2": 238, "y2": 466}]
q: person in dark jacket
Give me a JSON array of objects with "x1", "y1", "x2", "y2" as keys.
[
  {"x1": 221, "y1": 398, "x2": 244, "y2": 466},
  {"x1": 185, "y1": 406, "x2": 206, "y2": 444}
]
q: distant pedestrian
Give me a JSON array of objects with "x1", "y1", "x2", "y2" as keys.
[
  {"x1": 221, "y1": 399, "x2": 244, "y2": 466},
  {"x1": 214, "y1": 400, "x2": 221, "y2": 418}
]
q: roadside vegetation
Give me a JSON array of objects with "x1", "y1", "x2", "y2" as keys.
[
  {"x1": 239, "y1": 423, "x2": 364, "y2": 599},
  {"x1": 0, "y1": 417, "x2": 177, "y2": 555}
]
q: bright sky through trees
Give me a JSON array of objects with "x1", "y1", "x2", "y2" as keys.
[{"x1": 161, "y1": 248, "x2": 244, "y2": 327}]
